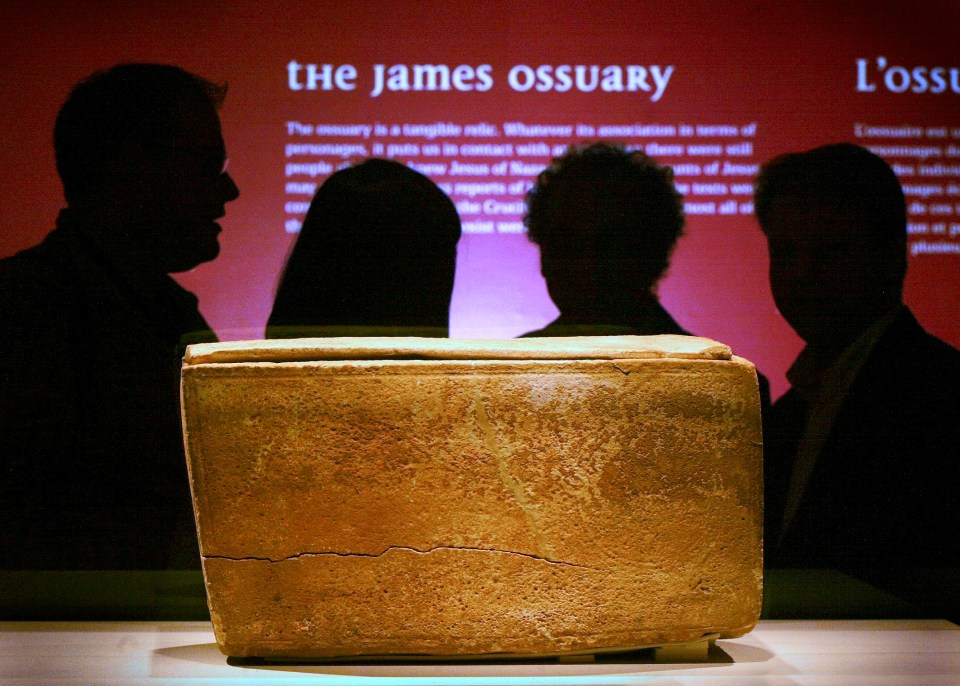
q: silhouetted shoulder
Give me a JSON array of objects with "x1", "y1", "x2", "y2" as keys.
[
  {"x1": 857, "y1": 309, "x2": 960, "y2": 427},
  {"x1": 0, "y1": 232, "x2": 85, "y2": 377}
]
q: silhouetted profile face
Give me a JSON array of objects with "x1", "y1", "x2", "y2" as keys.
[
  {"x1": 755, "y1": 143, "x2": 907, "y2": 354},
  {"x1": 55, "y1": 64, "x2": 240, "y2": 275},
  {"x1": 763, "y1": 194, "x2": 903, "y2": 349},
  {"x1": 134, "y1": 93, "x2": 239, "y2": 273}
]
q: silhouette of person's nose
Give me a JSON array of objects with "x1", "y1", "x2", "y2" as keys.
[{"x1": 219, "y1": 172, "x2": 240, "y2": 202}]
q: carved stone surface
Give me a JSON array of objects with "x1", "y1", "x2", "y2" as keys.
[{"x1": 180, "y1": 335, "x2": 763, "y2": 658}]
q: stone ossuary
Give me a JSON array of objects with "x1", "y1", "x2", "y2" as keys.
[{"x1": 180, "y1": 335, "x2": 763, "y2": 658}]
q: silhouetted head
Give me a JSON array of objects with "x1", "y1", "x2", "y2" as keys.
[
  {"x1": 754, "y1": 143, "x2": 907, "y2": 351},
  {"x1": 268, "y1": 159, "x2": 461, "y2": 335},
  {"x1": 524, "y1": 142, "x2": 684, "y2": 323},
  {"x1": 55, "y1": 63, "x2": 240, "y2": 273}
]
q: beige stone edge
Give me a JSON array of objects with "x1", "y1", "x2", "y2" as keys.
[{"x1": 183, "y1": 334, "x2": 733, "y2": 365}]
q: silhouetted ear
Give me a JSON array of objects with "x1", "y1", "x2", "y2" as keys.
[
  {"x1": 96, "y1": 138, "x2": 159, "y2": 206},
  {"x1": 880, "y1": 241, "x2": 908, "y2": 303},
  {"x1": 887, "y1": 239, "x2": 908, "y2": 282},
  {"x1": 67, "y1": 138, "x2": 168, "y2": 260}
]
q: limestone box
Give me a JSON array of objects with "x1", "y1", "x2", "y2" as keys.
[{"x1": 180, "y1": 335, "x2": 763, "y2": 658}]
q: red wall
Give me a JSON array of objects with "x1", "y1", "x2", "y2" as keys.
[{"x1": 2, "y1": 1, "x2": 958, "y2": 398}]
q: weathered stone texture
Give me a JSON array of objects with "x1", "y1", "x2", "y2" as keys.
[{"x1": 181, "y1": 336, "x2": 763, "y2": 658}]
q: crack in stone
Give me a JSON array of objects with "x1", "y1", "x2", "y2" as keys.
[
  {"x1": 611, "y1": 361, "x2": 632, "y2": 376},
  {"x1": 206, "y1": 545, "x2": 596, "y2": 569}
]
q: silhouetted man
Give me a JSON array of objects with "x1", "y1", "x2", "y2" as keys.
[
  {"x1": 755, "y1": 143, "x2": 960, "y2": 572},
  {"x1": 0, "y1": 64, "x2": 240, "y2": 569},
  {"x1": 520, "y1": 142, "x2": 689, "y2": 337}
]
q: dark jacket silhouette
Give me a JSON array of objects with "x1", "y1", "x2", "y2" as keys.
[
  {"x1": 0, "y1": 64, "x2": 239, "y2": 569},
  {"x1": 755, "y1": 143, "x2": 960, "y2": 576},
  {"x1": 764, "y1": 308, "x2": 960, "y2": 568}
]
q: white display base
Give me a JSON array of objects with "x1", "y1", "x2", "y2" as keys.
[{"x1": 3, "y1": 619, "x2": 959, "y2": 684}]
